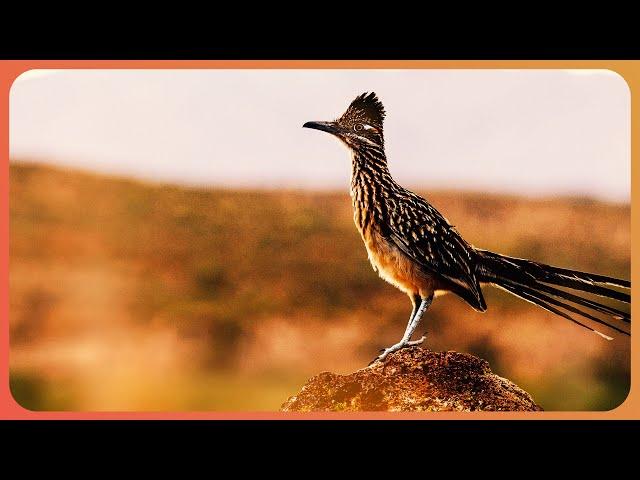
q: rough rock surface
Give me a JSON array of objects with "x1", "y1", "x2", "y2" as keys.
[{"x1": 281, "y1": 347, "x2": 542, "y2": 412}]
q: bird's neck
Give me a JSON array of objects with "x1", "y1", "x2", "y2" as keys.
[
  {"x1": 349, "y1": 147, "x2": 396, "y2": 232},
  {"x1": 350, "y1": 146, "x2": 395, "y2": 191}
]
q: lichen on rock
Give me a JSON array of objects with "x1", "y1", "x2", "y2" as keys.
[{"x1": 281, "y1": 347, "x2": 542, "y2": 412}]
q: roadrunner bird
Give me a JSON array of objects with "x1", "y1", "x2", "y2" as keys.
[{"x1": 303, "y1": 92, "x2": 631, "y2": 364}]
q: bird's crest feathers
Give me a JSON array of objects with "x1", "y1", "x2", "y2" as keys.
[{"x1": 340, "y1": 92, "x2": 386, "y2": 128}]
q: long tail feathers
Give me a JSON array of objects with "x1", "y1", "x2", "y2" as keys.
[{"x1": 476, "y1": 249, "x2": 631, "y2": 339}]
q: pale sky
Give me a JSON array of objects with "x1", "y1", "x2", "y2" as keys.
[{"x1": 10, "y1": 69, "x2": 630, "y2": 202}]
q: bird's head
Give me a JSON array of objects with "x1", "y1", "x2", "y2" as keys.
[{"x1": 303, "y1": 92, "x2": 385, "y2": 150}]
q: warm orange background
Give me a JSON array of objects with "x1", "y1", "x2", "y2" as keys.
[{"x1": 1, "y1": 59, "x2": 636, "y2": 419}]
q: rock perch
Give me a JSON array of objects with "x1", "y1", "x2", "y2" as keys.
[{"x1": 281, "y1": 347, "x2": 542, "y2": 412}]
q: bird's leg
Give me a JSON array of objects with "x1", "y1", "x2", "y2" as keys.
[
  {"x1": 370, "y1": 293, "x2": 433, "y2": 365},
  {"x1": 404, "y1": 293, "x2": 426, "y2": 346},
  {"x1": 408, "y1": 293, "x2": 420, "y2": 325}
]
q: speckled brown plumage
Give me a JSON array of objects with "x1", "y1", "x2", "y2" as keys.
[{"x1": 303, "y1": 92, "x2": 630, "y2": 362}]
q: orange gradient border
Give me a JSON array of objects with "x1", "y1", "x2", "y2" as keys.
[{"x1": 0, "y1": 59, "x2": 636, "y2": 419}]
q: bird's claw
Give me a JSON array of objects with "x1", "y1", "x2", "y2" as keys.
[
  {"x1": 406, "y1": 334, "x2": 427, "y2": 346},
  {"x1": 369, "y1": 347, "x2": 393, "y2": 366},
  {"x1": 369, "y1": 332, "x2": 428, "y2": 366}
]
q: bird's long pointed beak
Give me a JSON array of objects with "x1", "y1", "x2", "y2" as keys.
[{"x1": 302, "y1": 121, "x2": 340, "y2": 135}]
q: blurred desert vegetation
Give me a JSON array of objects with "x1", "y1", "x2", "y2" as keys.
[{"x1": 9, "y1": 161, "x2": 630, "y2": 411}]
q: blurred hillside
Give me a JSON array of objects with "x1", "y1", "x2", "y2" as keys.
[{"x1": 9, "y1": 162, "x2": 630, "y2": 411}]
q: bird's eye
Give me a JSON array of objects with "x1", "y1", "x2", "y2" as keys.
[{"x1": 354, "y1": 123, "x2": 364, "y2": 132}]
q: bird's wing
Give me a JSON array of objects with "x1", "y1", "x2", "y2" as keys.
[{"x1": 382, "y1": 190, "x2": 487, "y2": 311}]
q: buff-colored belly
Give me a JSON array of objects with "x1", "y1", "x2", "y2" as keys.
[{"x1": 361, "y1": 228, "x2": 435, "y2": 298}]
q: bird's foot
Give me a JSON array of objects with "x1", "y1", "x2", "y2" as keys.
[{"x1": 368, "y1": 333, "x2": 427, "y2": 366}]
